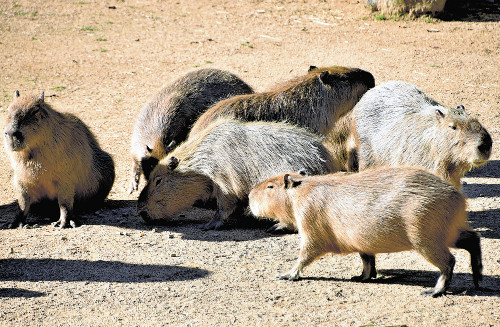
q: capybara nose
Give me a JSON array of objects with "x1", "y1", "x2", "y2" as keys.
[{"x1": 478, "y1": 132, "x2": 492, "y2": 157}]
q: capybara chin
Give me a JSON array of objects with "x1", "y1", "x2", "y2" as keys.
[
  {"x1": 188, "y1": 66, "x2": 375, "y2": 138},
  {"x1": 136, "y1": 119, "x2": 340, "y2": 230},
  {"x1": 129, "y1": 68, "x2": 253, "y2": 193},
  {"x1": 4, "y1": 91, "x2": 115, "y2": 228},
  {"x1": 352, "y1": 81, "x2": 492, "y2": 189},
  {"x1": 248, "y1": 167, "x2": 482, "y2": 297}
]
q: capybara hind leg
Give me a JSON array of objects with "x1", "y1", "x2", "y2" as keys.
[
  {"x1": 454, "y1": 229, "x2": 483, "y2": 289},
  {"x1": 277, "y1": 243, "x2": 323, "y2": 281},
  {"x1": 352, "y1": 253, "x2": 376, "y2": 281},
  {"x1": 419, "y1": 248, "x2": 455, "y2": 297}
]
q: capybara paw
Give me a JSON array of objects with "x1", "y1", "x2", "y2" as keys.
[
  {"x1": 52, "y1": 219, "x2": 80, "y2": 229},
  {"x1": 421, "y1": 288, "x2": 446, "y2": 298},
  {"x1": 350, "y1": 275, "x2": 372, "y2": 282},
  {"x1": 7, "y1": 220, "x2": 24, "y2": 229},
  {"x1": 200, "y1": 220, "x2": 223, "y2": 231},
  {"x1": 276, "y1": 272, "x2": 299, "y2": 281},
  {"x1": 265, "y1": 223, "x2": 296, "y2": 234}
]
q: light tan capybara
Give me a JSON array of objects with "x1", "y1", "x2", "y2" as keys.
[
  {"x1": 129, "y1": 68, "x2": 253, "y2": 193},
  {"x1": 4, "y1": 91, "x2": 115, "y2": 228},
  {"x1": 248, "y1": 167, "x2": 482, "y2": 297},
  {"x1": 188, "y1": 66, "x2": 375, "y2": 138},
  {"x1": 137, "y1": 119, "x2": 340, "y2": 230},
  {"x1": 351, "y1": 81, "x2": 492, "y2": 188}
]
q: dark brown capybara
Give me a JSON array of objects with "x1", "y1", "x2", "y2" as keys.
[
  {"x1": 188, "y1": 66, "x2": 375, "y2": 138},
  {"x1": 129, "y1": 68, "x2": 253, "y2": 193}
]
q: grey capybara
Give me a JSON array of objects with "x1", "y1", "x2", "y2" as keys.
[
  {"x1": 188, "y1": 66, "x2": 375, "y2": 138},
  {"x1": 4, "y1": 91, "x2": 115, "y2": 228},
  {"x1": 352, "y1": 81, "x2": 492, "y2": 189},
  {"x1": 365, "y1": 0, "x2": 447, "y2": 16},
  {"x1": 137, "y1": 119, "x2": 340, "y2": 230},
  {"x1": 129, "y1": 68, "x2": 253, "y2": 193},
  {"x1": 248, "y1": 167, "x2": 482, "y2": 297}
]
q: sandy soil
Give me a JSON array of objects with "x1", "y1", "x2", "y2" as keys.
[{"x1": 0, "y1": 0, "x2": 499, "y2": 326}]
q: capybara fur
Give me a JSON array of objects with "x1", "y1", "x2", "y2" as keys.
[
  {"x1": 137, "y1": 119, "x2": 340, "y2": 230},
  {"x1": 188, "y1": 66, "x2": 375, "y2": 138},
  {"x1": 366, "y1": 0, "x2": 447, "y2": 17},
  {"x1": 129, "y1": 68, "x2": 253, "y2": 193},
  {"x1": 352, "y1": 81, "x2": 492, "y2": 189},
  {"x1": 4, "y1": 91, "x2": 115, "y2": 228},
  {"x1": 248, "y1": 167, "x2": 482, "y2": 297}
]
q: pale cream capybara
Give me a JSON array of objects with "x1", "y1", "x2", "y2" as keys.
[
  {"x1": 137, "y1": 119, "x2": 340, "y2": 230},
  {"x1": 129, "y1": 68, "x2": 253, "y2": 193},
  {"x1": 248, "y1": 167, "x2": 482, "y2": 297},
  {"x1": 188, "y1": 66, "x2": 375, "y2": 138},
  {"x1": 351, "y1": 81, "x2": 492, "y2": 188},
  {"x1": 4, "y1": 91, "x2": 115, "y2": 228}
]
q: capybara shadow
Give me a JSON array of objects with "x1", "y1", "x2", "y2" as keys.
[
  {"x1": 0, "y1": 288, "x2": 46, "y2": 298},
  {"x1": 0, "y1": 258, "x2": 209, "y2": 283}
]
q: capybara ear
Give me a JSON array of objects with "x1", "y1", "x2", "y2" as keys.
[
  {"x1": 435, "y1": 109, "x2": 445, "y2": 120},
  {"x1": 165, "y1": 140, "x2": 176, "y2": 152},
  {"x1": 456, "y1": 105, "x2": 466, "y2": 111},
  {"x1": 308, "y1": 65, "x2": 318, "y2": 72},
  {"x1": 297, "y1": 169, "x2": 307, "y2": 176},
  {"x1": 145, "y1": 145, "x2": 153, "y2": 153},
  {"x1": 319, "y1": 71, "x2": 331, "y2": 85},
  {"x1": 284, "y1": 174, "x2": 302, "y2": 189},
  {"x1": 167, "y1": 156, "x2": 179, "y2": 170},
  {"x1": 38, "y1": 91, "x2": 45, "y2": 103},
  {"x1": 14, "y1": 90, "x2": 20, "y2": 98}
]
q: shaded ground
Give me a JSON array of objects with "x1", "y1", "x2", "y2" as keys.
[{"x1": 0, "y1": 1, "x2": 498, "y2": 326}]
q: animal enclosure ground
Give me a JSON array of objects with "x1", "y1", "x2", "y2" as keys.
[{"x1": 0, "y1": 0, "x2": 499, "y2": 326}]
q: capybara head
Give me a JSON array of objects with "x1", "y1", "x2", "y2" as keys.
[
  {"x1": 308, "y1": 66, "x2": 375, "y2": 92},
  {"x1": 137, "y1": 156, "x2": 212, "y2": 223},
  {"x1": 435, "y1": 105, "x2": 492, "y2": 168},
  {"x1": 249, "y1": 172, "x2": 304, "y2": 224},
  {"x1": 4, "y1": 91, "x2": 50, "y2": 151}
]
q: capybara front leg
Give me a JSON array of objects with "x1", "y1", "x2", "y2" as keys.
[
  {"x1": 53, "y1": 200, "x2": 80, "y2": 228},
  {"x1": 277, "y1": 242, "x2": 322, "y2": 281},
  {"x1": 8, "y1": 194, "x2": 31, "y2": 229},
  {"x1": 454, "y1": 229, "x2": 483, "y2": 289},
  {"x1": 128, "y1": 160, "x2": 142, "y2": 194},
  {"x1": 351, "y1": 253, "x2": 376, "y2": 281},
  {"x1": 201, "y1": 209, "x2": 227, "y2": 230}
]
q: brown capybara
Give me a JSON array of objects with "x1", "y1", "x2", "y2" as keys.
[
  {"x1": 188, "y1": 66, "x2": 375, "y2": 138},
  {"x1": 248, "y1": 167, "x2": 482, "y2": 297},
  {"x1": 137, "y1": 119, "x2": 340, "y2": 230},
  {"x1": 352, "y1": 81, "x2": 492, "y2": 188},
  {"x1": 129, "y1": 68, "x2": 253, "y2": 193},
  {"x1": 365, "y1": 0, "x2": 447, "y2": 17},
  {"x1": 4, "y1": 91, "x2": 115, "y2": 228}
]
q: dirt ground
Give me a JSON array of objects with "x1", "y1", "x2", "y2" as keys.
[{"x1": 0, "y1": 0, "x2": 499, "y2": 326}]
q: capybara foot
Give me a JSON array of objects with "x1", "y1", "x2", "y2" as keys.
[
  {"x1": 199, "y1": 220, "x2": 223, "y2": 231},
  {"x1": 8, "y1": 220, "x2": 24, "y2": 229},
  {"x1": 52, "y1": 218, "x2": 80, "y2": 228},
  {"x1": 266, "y1": 223, "x2": 296, "y2": 234},
  {"x1": 276, "y1": 271, "x2": 300, "y2": 281},
  {"x1": 350, "y1": 275, "x2": 374, "y2": 282}
]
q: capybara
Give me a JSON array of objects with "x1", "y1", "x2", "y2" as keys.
[
  {"x1": 352, "y1": 81, "x2": 492, "y2": 189},
  {"x1": 188, "y1": 66, "x2": 375, "y2": 138},
  {"x1": 4, "y1": 91, "x2": 115, "y2": 228},
  {"x1": 365, "y1": 0, "x2": 447, "y2": 16},
  {"x1": 129, "y1": 68, "x2": 253, "y2": 193},
  {"x1": 248, "y1": 167, "x2": 482, "y2": 297},
  {"x1": 137, "y1": 119, "x2": 340, "y2": 230}
]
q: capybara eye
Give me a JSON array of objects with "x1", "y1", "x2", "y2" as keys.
[
  {"x1": 155, "y1": 176, "x2": 162, "y2": 186},
  {"x1": 449, "y1": 123, "x2": 457, "y2": 130},
  {"x1": 266, "y1": 185, "x2": 274, "y2": 189}
]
